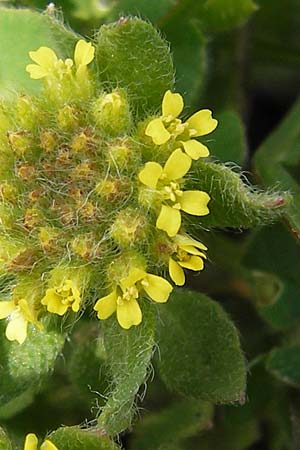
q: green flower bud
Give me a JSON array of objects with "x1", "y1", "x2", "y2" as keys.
[
  {"x1": 15, "y1": 95, "x2": 40, "y2": 130},
  {"x1": 110, "y1": 208, "x2": 147, "y2": 247},
  {"x1": 7, "y1": 131, "x2": 33, "y2": 156},
  {"x1": 57, "y1": 105, "x2": 79, "y2": 130},
  {"x1": 92, "y1": 89, "x2": 132, "y2": 136},
  {"x1": 106, "y1": 252, "x2": 146, "y2": 286}
]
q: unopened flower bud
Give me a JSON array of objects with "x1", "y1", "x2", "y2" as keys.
[{"x1": 92, "y1": 89, "x2": 132, "y2": 136}]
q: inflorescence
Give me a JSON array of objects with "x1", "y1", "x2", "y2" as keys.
[{"x1": 0, "y1": 39, "x2": 217, "y2": 343}]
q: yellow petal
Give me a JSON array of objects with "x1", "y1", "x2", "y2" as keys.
[
  {"x1": 120, "y1": 268, "x2": 146, "y2": 290},
  {"x1": 181, "y1": 140, "x2": 209, "y2": 160},
  {"x1": 117, "y1": 299, "x2": 142, "y2": 329},
  {"x1": 175, "y1": 234, "x2": 208, "y2": 251},
  {"x1": 179, "y1": 255, "x2": 204, "y2": 271},
  {"x1": 186, "y1": 109, "x2": 218, "y2": 137},
  {"x1": 142, "y1": 274, "x2": 173, "y2": 303},
  {"x1": 162, "y1": 90, "x2": 184, "y2": 119},
  {"x1": 25, "y1": 64, "x2": 48, "y2": 79},
  {"x1": 29, "y1": 47, "x2": 58, "y2": 69},
  {"x1": 169, "y1": 258, "x2": 185, "y2": 286},
  {"x1": 94, "y1": 290, "x2": 117, "y2": 319},
  {"x1": 40, "y1": 440, "x2": 59, "y2": 450},
  {"x1": 24, "y1": 433, "x2": 39, "y2": 450},
  {"x1": 138, "y1": 161, "x2": 163, "y2": 188},
  {"x1": 145, "y1": 118, "x2": 170, "y2": 145},
  {"x1": 180, "y1": 191, "x2": 210, "y2": 216},
  {"x1": 179, "y1": 245, "x2": 206, "y2": 258},
  {"x1": 156, "y1": 205, "x2": 181, "y2": 237},
  {"x1": 41, "y1": 290, "x2": 68, "y2": 316},
  {"x1": 163, "y1": 148, "x2": 191, "y2": 181},
  {"x1": 6, "y1": 311, "x2": 28, "y2": 344},
  {"x1": 0, "y1": 300, "x2": 15, "y2": 319},
  {"x1": 18, "y1": 299, "x2": 36, "y2": 323},
  {"x1": 74, "y1": 39, "x2": 95, "y2": 67}
]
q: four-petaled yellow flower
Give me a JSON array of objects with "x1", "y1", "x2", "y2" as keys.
[
  {"x1": 23, "y1": 433, "x2": 58, "y2": 450},
  {"x1": 169, "y1": 235, "x2": 207, "y2": 286},
  {"x1": 41, "y1": 279, "x2": 81, "y2": 315},
  {"x1": 26, "y1": 39, "x2": 95, "y2": 80},
  {"x1": 145, "y1": 90, "x2": 218, "y2": 160},
  {"x1": 139, "y1": 148, "x2": 210, "y2": 237},
  {"x1": 94, "y1": 268, "x2": 173, "y2": 329},
  {"x1": 0, "y1": 298, "x2": 41, "y2": 344}
]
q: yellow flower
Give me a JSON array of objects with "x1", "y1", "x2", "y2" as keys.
[
  {"x1": 26, "y1": 39, "x2": 94, "y2": 80},
  {"x1": 94, "y1": 267, "x2": 173, "y2": 329},
  {"x1": 0, "y1": 298, "x2": 40, "y2": 344},
  {"x1": 26, "y1": 47, "x2": 72, "y2": 80},
  {"x1": 73, "y1": 39, "x2": 95, "y2": 79},
  {"x1": 138, "y1": 148, "x2": 210, "y2": 237},
  {"x1": 169, "y1": 235, "x2": 207, "y2": 286},
  {"x1": 24, "y1": 433, "x2": 58, "y2": 450},
  {"x1": 41, "y1": 279, "x2": 81, "y2": 316},
  {"x1": 145, "y1": 90, "x2": 218, "y2": 160}
]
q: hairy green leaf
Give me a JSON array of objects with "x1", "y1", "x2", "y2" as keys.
[
  {"x1": 95, "y1": 17, "x2": 174, "y2": 115},
  {"x1": 188, "y1": 161, "x2": 291, "y2": 228},
  {"x1": 98, "y1": 302, "x2": 155, "y2": 436},
  {"x1": 49, "y1": 426, "x2": 119, "y2": 450},
  {"x1": 0, "y1": 324, "x2": 65, "y2": 418},
  {"x1": 157, "y1": 289, "x2": 246, "y2": 403}
]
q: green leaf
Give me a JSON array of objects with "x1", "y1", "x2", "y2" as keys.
[
  {"x1": 199, "y1": 0, "x2": 258, "y2": 32},
  {"x1": 132, "y1": 399, "x2": 213, "y2": 450},
  {"x1": 108, "y1": 0, "x2": 176, "y2": 23},
  {"x1": 49, "y1": 426, "x2": 119, "y2": 450},
  {"x1": 0, "y1": 8, "x2": 77, "y2": 98},
  {"x1": 197, "y1": 404, "x2": 259, "y2": 450},
  {"x1": 161, "y1": 14, "x2": 206, "y2": 105},
  {"x1": 254, "y1": 100, "x2": 300, "y2": 237},
  {"x1": 209, "y1": 110, "x2": 247, "y2": 164},
  {"x1": 0, "y1": 325, "x2": 65, "y2": 418},
  {"x1": 188, "y1": 161, "x2": 291, "y2": 228},
  {"x1": 98, "y1": 302, "x2": 155, "y2": 436},
  {"x1": 0, "y1": 427, "x2": 12, "y2": 450},
  {"x1": 266, "y1": 346, "x2": 300, "y2": 388},
  {"x1": 243, "y1": 223, "x2": 300, "y2": 329},
  {"x1": 67, "y1": 323, "x2": 108, "y2": 403},
  {"x1": 95, "y1": 17, "x2": 174, "y2": 115},
  {"x1": 157, "y1": 289, "x2": 246, "y2": 403}
]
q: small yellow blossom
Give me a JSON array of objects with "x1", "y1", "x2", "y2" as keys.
[
  {"x1": 41, "y1": 279, "x2": 81, "y2": 316},
  {"x1": 0, "y1": 298, "x2": 40, "y2": 344},
  {"x1": 139, "y1": 148, "x2": 210, "y2": 237},
  {"x1": 26, "y1": 39, "x2": 94, "y2": 80},
  {"x1": 26, "y1": 47, "x2": 72, "y2": 79},
  {"x1": 74, "y1": 39, "x2": 95, "y2": 79},
  {"x1": 94, "y1": 268, "x2": 173, "y2": 329},
  {"x1": 24, "y1": 433, "x2": 58, "y2": 450},
  {"x1": 145, "y1": 90, "x2": 218, "y2": 160},
  {"x1": 169, "y1": 235, "x2": 207, "y2": 286}
]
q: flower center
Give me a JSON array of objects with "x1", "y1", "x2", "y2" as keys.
[
  {"x1": 177, "y1": 248, "x2": 190, "y2": 262},
  {"x1": 117, "y1": 285, "x2": 139, "y2": 305},
  {"x1": 164, "y1": 181, "x2": 183, "y2": 203}
]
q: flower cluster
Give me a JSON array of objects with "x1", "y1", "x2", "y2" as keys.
[{"x1": 0, "y1": 39, "x2": 217, "y2": 342}]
